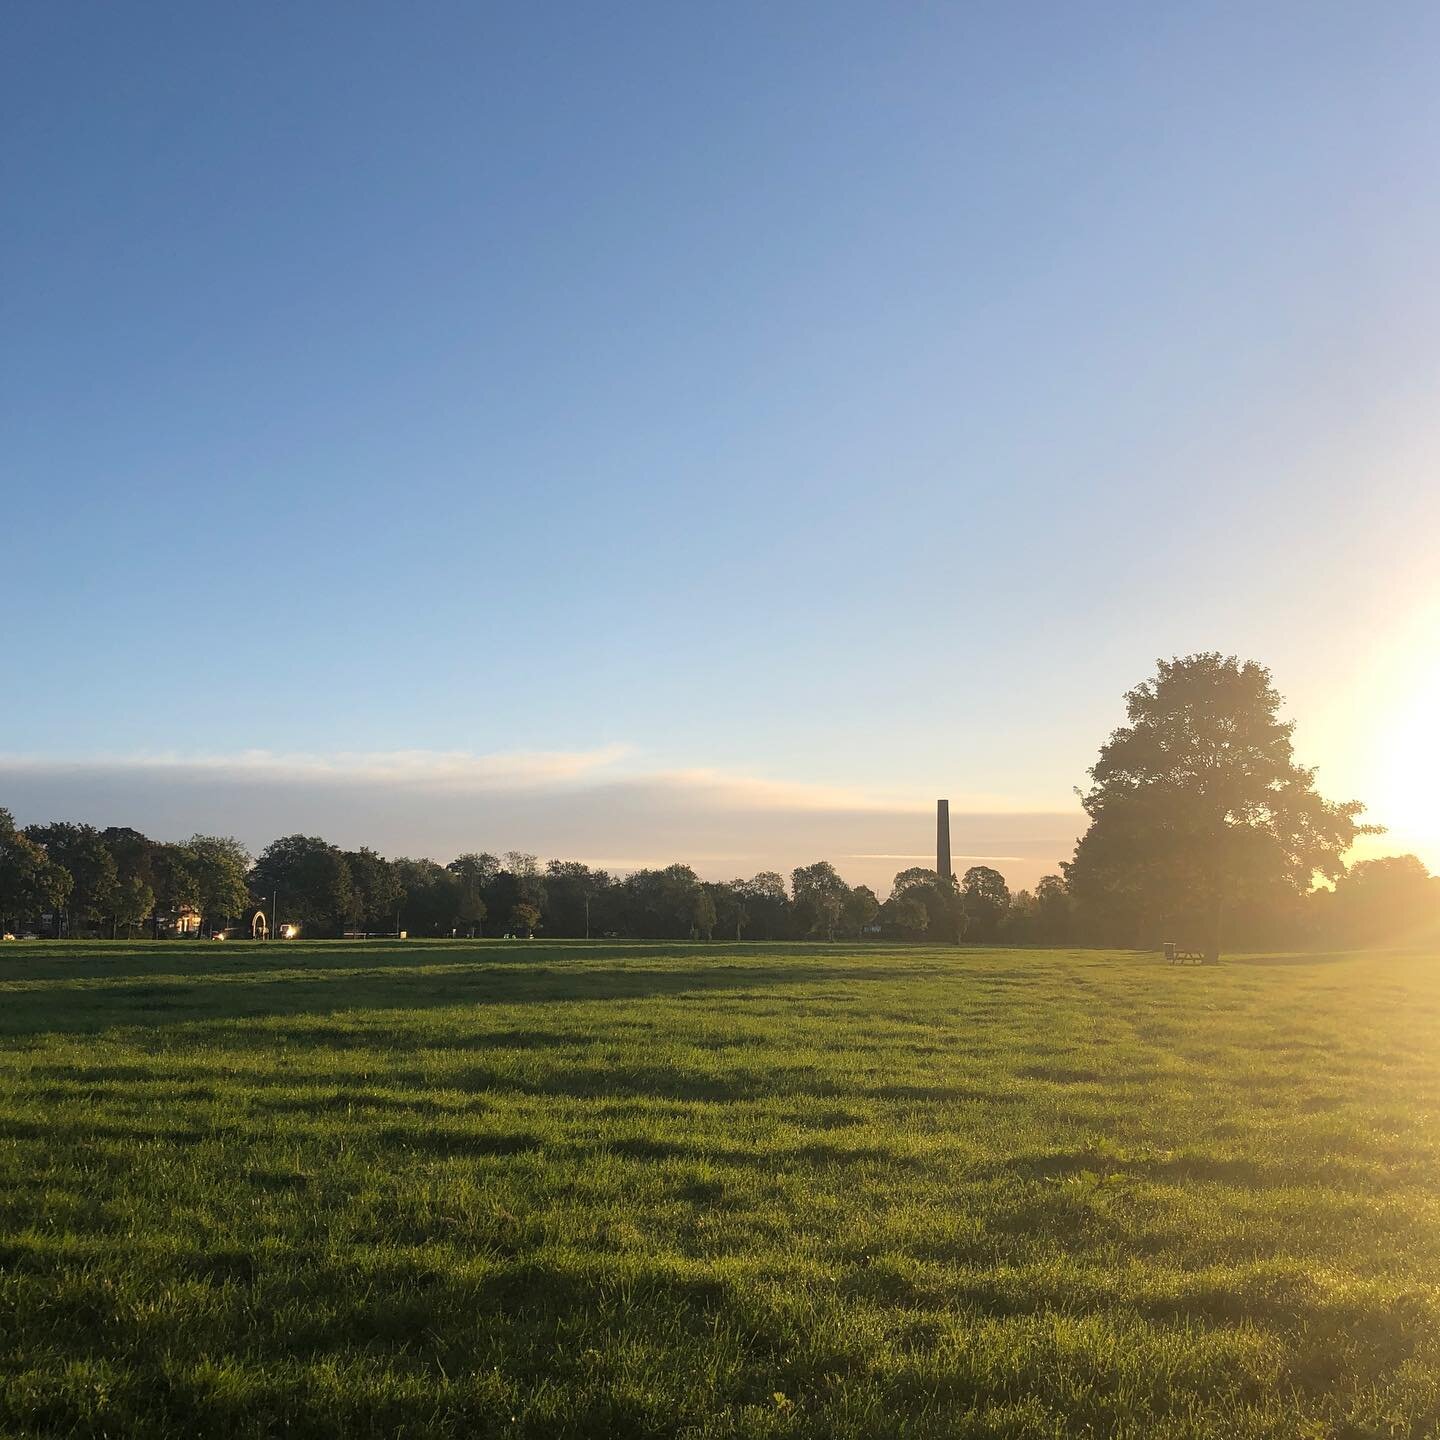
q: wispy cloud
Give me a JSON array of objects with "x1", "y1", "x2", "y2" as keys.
[
  {"x1": 0, "y1": 747, "x2": 1085, "y2": 893},
  {"x1": 0, "y1": 745, "x2": 634, "y2": 791},
  {"x1": 845, "y1": 852, "x2": 1032, "y2": 863}
]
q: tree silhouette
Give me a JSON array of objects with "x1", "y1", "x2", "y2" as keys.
[{"x1": 1064, "y1": 653, "x2": 1375, "y2": 961}]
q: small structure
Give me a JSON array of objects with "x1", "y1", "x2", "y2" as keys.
[
  {"x1": 1163, "y1": 942, "x2": 1205, "y2": 965},
  {"x1": 214, "y1": 910, "x2": 268, "y2": 942}
]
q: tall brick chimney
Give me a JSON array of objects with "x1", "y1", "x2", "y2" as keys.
[{"x1": 937, "y1": 798, "x2": 952, "y2": 883}]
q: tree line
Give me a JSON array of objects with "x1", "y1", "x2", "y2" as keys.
[
  {"x1": 3, "y1": 655, "x2": 1437, "y2": 953},
  {"x1": 0, "y1": 814, "x2": 1034, "y2": 944}
]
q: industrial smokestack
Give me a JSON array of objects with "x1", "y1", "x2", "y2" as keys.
[{"x1": 937, "y1": 798, "x2": 952, "y2": 883}]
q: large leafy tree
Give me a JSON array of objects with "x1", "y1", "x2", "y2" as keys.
[
  {"x1": 544, "y1": 860, "x2": 608, "y2": 939},
  {"x1": 188, "y1": 835, "x2": 251, "y2": 932},
  {"x1": 708, "y1": 880, "x2": 749, "y2": 942},
  {"x1": 690, "y1": 887, "x2": 717, "y2": 941},
  {"x1": 1064, "y1": 653, "x2": 1374, "y2": 960},
  {"x1": 1328, "y1": 855, "x2": 1439, "y2": 946},
  {"x1": 151, "y1": 842, "x2": 202, "y2": 934},
  {"x1": 392, "y1": 857, "x2": 460, "y2": 936},
  {"x1": 614, "y1": 865, "x2": 704, "y2": 939},
  {"x1": 100, "y1": 827, "x2": 156, "y2": 886},
  {"x1": 251, "y1": 835, "x2": 355, "y2": 938},
  {"x1": 113, "y1": 875, "x2": 156, "y2": 938},
  {"x1": 445, "y1": 854, "x2": 499, "y2": 937},
  {"x1": 842, "y1": 884, "x2": 880, "y2": 939},
  {"x1": 878, "y1": 892, "x2": 929, "y2": 940},
  {"x1": 891, "y1": 867, "x2": 963, "y2": 944},
  {"x1": 1031, "y1": 875, "x2": 1073, "y2": 944},
  {"x1": 0, "y1": 809, "x2": 72, "y2": 932},
  {"x1": 790, "y1": 861, "x2": 849, "y2": 940},
  {"x1": 738, "y1": 872, "x2": 790, "y2": 940},
  {"x1": 343, "y1": 847, "x2": 402, "y2": 932},
  {"x1": 485, "y1": 853, "x2": 547, "y2": 936},
  {"x1": 960, "y1": 866, "x2": 1011, "y2": 942},
  {"x1": 24, "y1": 822, "x2": 117, "y2": 937}
]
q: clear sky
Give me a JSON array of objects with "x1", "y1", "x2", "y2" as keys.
[{"x1": 4, "y1": 3, "x2": 1439, "y2": 893}]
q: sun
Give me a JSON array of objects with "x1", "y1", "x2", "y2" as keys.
[{"x1": 1366, "y1": 659, "x2": 1440, "y2": 866}]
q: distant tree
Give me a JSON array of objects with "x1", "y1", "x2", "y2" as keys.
[
  {"x1": 450, "y1": 852, "x2": 501, "y2": 887},
  {"x1": 960, "y1": 866, "x2": 1011, "y2": 942},
  {"x1": 390, "y1": 857, "x2": 458, "y2": 935},
  {"x1": 815, "y1": 891, "x2": 844, "y2": 940},
  {"x1": 486, "y1": 854, "x2": 546, "y2": 935},
  {"x1": 613, "y1": 864, "x2": 704, "y2": 939},
  {"x1": 708, "y1": 880, "x2": 749, "y2": 941},
  {"x1": 544, "y1": 860, "x2": 608, "y2": 939},
  {"x1": 150, "y1": 842, "x2": 202, "y2": 934},
  {"x1": 25, "y1": 823, "x2": 117, "y2": 937},
  {"x1": 504, "y1": 852, "x2": 545, "y2": 900},
  {"x1": 1033, "y1": 874, "x2": 1072, "y2": 943},
  {"x1": 739, "y1": 872, "x2": 790, "y2": 940},
  {"x1": 445, "y1": 854, "x2": 499, "y2": 937},
  {"x1": 452, "y1": 880, "x2": 488, "y2": 937},
  {"x1": 791, "y1": 861, "x2": 849, "y2": 940},
  {"x1": 101, "y1": 827, "x2": 158, "y2": 929},
  {"x1": 113, "y1": 874, "x2": 155, "y2": 938},
  {"x1": 891, "y1": 866, "x2": 963, "y2": 943},
  {"x1": 842, "y1": 884, "x2": 880, "y2": 939},
  {"x1": 691, "y1": 887, "x2": 717, "y2": 940},
  {"x1": 456, "y1": 889, "x2": 488, "y2": 937},
  {"x1": 342, "y1": 847, "x2": 402, "y2": 933},
  {"x1": 1064, "y1": 654, "x2": 1375, "y2": 961},
  {"x1": 1329, "y1": 855, "x2": 1439, "y2": 946},
  {"x1": 188, "y1": 835, "x2": 251, "y2": 933},
  {"x1": 510, "y1": 900, "x2": 541, "y2": 938},
  {"x1": 251, "y1": 835, "x2": 355, "y2": 938},
  {"x1": 1000, "y1": 888, "x2": 1038, "y2": 943},
  {"x1": 0, "y1": 809, "x2": 71, "y2": 933},
  {"x1": 890, "y1": 867, "x2": 935, "y2": 898},
  {"x1": 1002, "y1": 874, "x2": 1073, "y2": 945},
  {"x1": 879, "y1": 892, "x2": 929, "y2": 940}
]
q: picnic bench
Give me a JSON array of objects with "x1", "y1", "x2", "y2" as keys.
[{"x1": 1163, "y1": 941, "x2": 1205, "y2": 965}]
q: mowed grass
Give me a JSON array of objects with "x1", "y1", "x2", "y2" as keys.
[{"x1": 1, "y1": 942, "x2": 1438, "y2": 1439}]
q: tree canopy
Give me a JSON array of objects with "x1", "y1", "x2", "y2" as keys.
[{"x1": 1064, "y1": 653, "x2": 1375, "y2": 959}]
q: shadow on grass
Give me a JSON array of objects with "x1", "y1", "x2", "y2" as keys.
[
  {"x1": 0, "y1": 948, "x2": 951, "y2": 1041},
  {"x1": 0, "y1": 939, "x2": 953, "y2": 983},
  {"x1": 1228, "y1": 950, "x2": 1371, "y2": 967}
]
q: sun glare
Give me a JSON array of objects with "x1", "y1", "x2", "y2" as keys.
[{"x1": 1368, "y1": 657, "x2": 1440, "y2": 865}]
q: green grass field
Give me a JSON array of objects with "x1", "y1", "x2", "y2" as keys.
[{"x1": 1, "y1": 941, "x2": 1437, "y2": 1438}]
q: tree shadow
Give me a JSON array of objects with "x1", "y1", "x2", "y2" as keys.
[
  {"x1": 0, "y1": 938, "x2": 943, "y2": 984},
  {"x1": 1228, "y1": 950, "x2": 1366, "y2": 967},
  {"x1": 0, "y1": 948, "x2": 935, "y2": 1041}
]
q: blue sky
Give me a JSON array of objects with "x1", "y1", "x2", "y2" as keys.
[{"x1": 4, "y1": 3, "x2": 1439, "y2": 889}]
